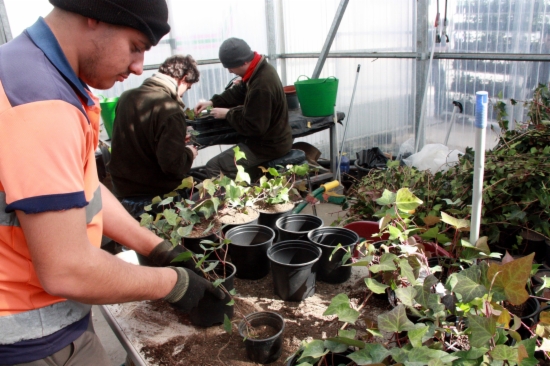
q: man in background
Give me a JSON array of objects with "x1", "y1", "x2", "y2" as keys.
[
  {"x1": 194, "y1": 37, "x2": 292, "y2": 178},
  {"x1": 0, "y1": 1, "x2": 222, "y2": 364},
  {"x1": 109, "y1": 54, "x2": 200, "y2": 219}
]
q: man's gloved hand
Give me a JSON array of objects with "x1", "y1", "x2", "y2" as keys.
[
  {"x1": 163, "y1": 267, "x2": 226, "y2": 313},
  {"x1": 147, "y1": 240, "x2": 196, "y2": 270}
]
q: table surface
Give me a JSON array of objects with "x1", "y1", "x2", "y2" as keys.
[{"x1": 99, "y1": 251, "x2": 203, "y2": 366}]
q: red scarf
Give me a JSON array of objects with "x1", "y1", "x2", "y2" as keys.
[{"x1": 242, "y1": 52, "x2": 262, "y2": 83}]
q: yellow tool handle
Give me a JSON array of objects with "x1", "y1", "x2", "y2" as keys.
[{"x1": 322, "y1": 180, "x2": 340, "y2": 192}]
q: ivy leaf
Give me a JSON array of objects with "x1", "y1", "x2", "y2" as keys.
[
  {"x1": 177, "y1": 225, "x2": 194, "y2": 238},
  {"x1": 323, "y1": 340, "x2": 348, "y2": 354},
  {"x1": 467, "y1": 314, "x2": 497, "y2": 348},
  {"x1": 162, "y1": 209, "x2": 178, "y2": 226},
  {"x1": 348, "y1": 344, "x2": 390, "y2": 365},
  {"x1": 406, "y1": 346, "x2": 456, "y2": 364},
  {"x1": 370, "y1": 253, "x2": 397, "y2": 273},
  {"x1": 365, "y1": 277, "x2": 389, "y2": 294},
  {"x1": 490, "y1": 345, "x2": 518, "y2": 362},
  {"x1": 452, "y1": 347, "x2": 489, "y2": 361},
  {"x1": 202, "y1": 260, "x2": 219, "y2": 273},
  {"x1": 414, "y1": 274, "x2": 440, "y2": 309},
  {"x1": 235, "y1": 165, "x2": 251, "y2": 184},
  {"x1": 422, "y1": 215, "x2": 441, "y2": 227},
  {"x1": 395, "y1": 188, "x2": 423, "y2": 212},
  {"x1": 387, "y1": 225, "x2": 403, "y2": 241},
  {"x1": 428, "y1": 359, "x2": 446, "y2": 366},
  {"x1": 176, "y1": 176, "x2": 194, "y2": 190},
  {"x1": 440, "y1": 211, "x2": 470, "y2": 230},
  {"x1": 298, "y1": 340, "x2": 328, "y2": 361},
  {"x1": 325, "y1": 337, "x2": 366, "y2": 349},
  {"x1": 267, "y1": 167, "x2": 279, "y2": 177},
  {"x1": 399, "y1": 258, "x2": 417, "y2": 286},
  {"x1": 233, "y1": 146, "x2": 247, "y2": 161},
  {"x1": 159, "y1": 197, "x2": 174, "y2": 206},
  {"x1": 323, "y1": 293, "x2": 359, "y2": 324},
  {"x1": 378, "y1": 304, "x2": 415, "y2": 333},
  {"x1": 171, "y1": 250, "x2": 193, "y2": 264},
  {"x1": 450, "y1": 265, "x2": 488, "y2": 303},
  {"x1": 140, "y1": 213, "x2": 153, "y2": 227},
  {"x1": 212, "y1": 278, "x2": 224, "y2": 287},
  {"x1": 364, "y1": 344, "x2": 391, "y2": 363},
  {"x1": 487, "y1": 253, "x2": 534, "y2": 305},
  {"x1": 475, "y1": 236, "x2": 491, "y2": 254},
  {"x1": 395, "y1": 286, "x2": 417, "y2": 307},
  {"x1": 197, "y1": 200, "x2": 216, "y2": 220},
  {"x1": 376, "y1": 189, "x2": 396, "y2": 206},
  {"x1": 408, "y1": 324, "x2": 429, "y2": 348},
  {"x1": 223, "y1": 314, "x2": 232, "y2": 334}
]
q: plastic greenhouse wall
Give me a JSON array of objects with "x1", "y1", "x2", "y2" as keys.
[{"x1": 3, "y1": 0, "x2": 550, "y2": 167}]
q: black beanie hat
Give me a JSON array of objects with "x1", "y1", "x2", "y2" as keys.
[
  {"x1": 218, "y1": 38, "x2": 254, "y2": 68},
  {"x1": 49, "y1": 0, "x2": 170, "y2": 46}
]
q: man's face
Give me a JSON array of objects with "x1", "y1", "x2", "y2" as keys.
[
  {"x1": 80, "y1": 23, "x2": 152, "y2": 90},
  {"x1": 228, "y1": 63, "x2": 249, "y2": 77}
]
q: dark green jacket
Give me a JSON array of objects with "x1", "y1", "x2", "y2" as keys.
[
  {"x1": 109, "y1": 75, "x2": 193, "y2": 198},
  {"x1": 211, "y1": 56, "x2": 292, "y2": 160}
]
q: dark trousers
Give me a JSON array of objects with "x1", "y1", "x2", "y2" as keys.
[
  {"x1": 16, "y1": 316, "x2": 110, "y2": 366},
  {"x1": 205, "y1": 143, "x2": 269, "y2": 178}
]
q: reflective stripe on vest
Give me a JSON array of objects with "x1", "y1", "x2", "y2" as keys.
[
  {"x1": 0, "y1": 186, "x2": 101, "y2": 226},
  {"x1": 0, "y1": 300, "x2": 91, "y2": 344}
]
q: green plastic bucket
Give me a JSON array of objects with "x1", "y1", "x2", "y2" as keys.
[
  {"x1": 99, "y1": 96, "x2": 119, "y2": 139},
  {"x1": 294, "y1": 76, "x2": 338, "y2": 117}
]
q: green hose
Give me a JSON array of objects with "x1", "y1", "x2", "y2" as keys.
[{"x1": 293, "y1": 186, "x2": 326, "y2": 214}]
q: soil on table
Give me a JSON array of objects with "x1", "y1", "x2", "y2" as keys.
[
  {"x1": 218, "y1": 207, "x2": 260, "y2": 225},
  {"x1": 186, "y1": 218, "x2": 222, "y2": 238},
  {"x1": 242, "y1": 324, "x2": 280, "y2": 339},
  {"x1": 113, "y1": 267, "x2": 392, "y2": 366},
  {"x1": 253, "y1": 201, "x2": 294, "y2": 214}
]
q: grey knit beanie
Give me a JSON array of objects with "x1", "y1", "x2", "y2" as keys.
[
  {"x1": 49, "y1": 0, "x2": 170, "y2": 46},
  {"x1": 218, "y1": 38, "x2": 254, "y2": 68}
]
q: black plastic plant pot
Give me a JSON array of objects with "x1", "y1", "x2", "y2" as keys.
[
  {"x1": 238, "y1": 311, "x2": 285, "y2": 364},
  {"x1": 276, "y1": 214, "x2": 324, "y2": 242},
  {"x1": 506, "y1": 297, "x2": 540, "y2": 340},
  {"x1": 226, "y1": 225, "x2": 276, "y2": 280},
  {"x1": 188, "y1": 261, "x2": 236, "y2": 327},
  {"x1": 307, "y1": 227, "x2": 360, "y2": 284},
  {"x1": 267, "y1": 240, "x2": 322, "y2": 301},
  {"x1": 286, "y1": 352, "x2": 353, "y2": 366},
  {"x1": 256, "y1": 203, "x2": 295, "y2": 238}
]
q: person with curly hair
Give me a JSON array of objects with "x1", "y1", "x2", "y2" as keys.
[{"x1": 109, "y1": 54, "x2": 200, "y2": 218}]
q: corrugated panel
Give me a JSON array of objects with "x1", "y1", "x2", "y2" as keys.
[
  {"x1": 93, "y1": 0, "x2": 550, "y2": 165},
  {"x1": 281, "y1": 0, "x2": 415, "y2": 160},
  {"x1": 424, "y1": 0, "x2": 549, "y2": 152},
  {"x1": 280, "y1": 0, "x2": 414, "y2": 54}
]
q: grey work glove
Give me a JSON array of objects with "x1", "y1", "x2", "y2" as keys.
[
  {"x1": 163, "y1": 267, "x2": 225, "y2": 313},
  {"x1": 146, "y1": 240, "x2": 196, "y2": 270}
]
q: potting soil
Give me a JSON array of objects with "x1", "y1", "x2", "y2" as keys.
[{"x1": 103, "y1": 267, "x2": 394, "y2": 365}]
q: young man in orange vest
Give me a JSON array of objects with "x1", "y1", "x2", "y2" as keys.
[{"x1": 0, "y1": 1, "x2": 222, "y2": 364}]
